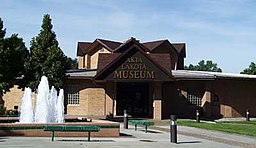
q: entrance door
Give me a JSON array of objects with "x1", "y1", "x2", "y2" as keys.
[{"x1": 116, "y1": 82, "x2": 149, "y2": 117}]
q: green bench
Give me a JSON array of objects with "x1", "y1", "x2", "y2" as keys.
[
  {"x1": 128, "y1": 120, "x2": 154, "y2": 133},
  {"x1": 43, "y1": 125, "x2": 100, "y2": 141}
]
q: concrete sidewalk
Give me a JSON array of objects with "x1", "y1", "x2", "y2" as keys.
[
  {"x1": 155, "y1": 125, "x2": 256, "y2": 148},
  {"x1": 1, "y1": 123, "x2": 255, "y2": 148}
]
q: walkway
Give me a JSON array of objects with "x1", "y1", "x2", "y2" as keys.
[{"x1": 0, "y1": 123, "x2": 255, "y2": 148}]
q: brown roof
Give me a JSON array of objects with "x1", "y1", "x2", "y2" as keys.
[
  {"x1": 97, "y1": 53, "x2": 121, "y2": 73},
  {"x1": 95, "y1": 43, "x2": 176, "y2": 81},
  {"x1": 149, "y1": 54, "x2": 172, "y2": 73},
  {"x1": 77, "y1": 42, "x2": 92, "y2": 56},
  {"x1": 77, "y1": 38, "x2": 185, "y2": 57},
  {"x1": 97, "y1": 39, "x2": 122, "y2": 51},
  {"x1": 114, "y1": 37, "x2": 150, "y2": 53},
  {"x1": 142, "y1": 40, "x2": 166, "y2": 51},
  {"x1": 77, "y1": 39, "x2": 122, "y2": 56},
  {"x1": 172, "y1": 43, "x2": 186, "y2": 57}
]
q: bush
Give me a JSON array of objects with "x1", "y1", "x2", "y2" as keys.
[{"x1": 0, "y1": 104, "x2": 6, "y2": 116}]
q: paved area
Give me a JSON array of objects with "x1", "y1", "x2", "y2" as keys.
[{"x1": 0, "y1": 123, "x2": 255, "y2": 148}]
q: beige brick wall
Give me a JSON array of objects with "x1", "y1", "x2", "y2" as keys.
[
  {"x1": 78, "y1": 47, "x2": 110, "y2": 69},
  {"x1": 201, "y1": 91, "x2": 211, "y2": 117},
  {"x1": 78, "y1": 56, "x2": 84, "y2": 69},
  {"x1": 66, "y1": 80, "x2": 106, "y2": 116},
  {"x1": 87, "y1": 87, "x2": 105, "y2": 116},
  {"x1": 3, "y1": 85, "x2": 36, "y2": 112},
  {"x1": 3, "y1": 85, "x2": 23, "y2": 111},
  {"x1": 90, "y1": 48, "x2": 110, "y2": 69},
  {"x1": 105, "y1": 82, "x2": 114, "y2": 117},
  {"x1": 153, "y1": 82, "x2": 163, "y2": 120}
]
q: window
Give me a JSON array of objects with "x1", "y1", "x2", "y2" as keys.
[
  {"x1": 67, "y1": 85, "x2": 80, "y2": 105},
  {"x1": 187, "y1": 88, "x2": 203, "y2": 106}
]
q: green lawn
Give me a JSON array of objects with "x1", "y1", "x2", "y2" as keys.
[{"x1": 177, "y1": 120, "x2": 256, "y2": 137}]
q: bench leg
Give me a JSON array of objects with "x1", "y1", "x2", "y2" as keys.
[
  {"x1": 135, "y1": 124, "x2": 137, "y2": 131},
  {"x1": 51, "y1": 131, "x2": 55, "y2": 141},
  {"x1": 88, "y1": 132, "x2": 91, "y2": 141},
  {"x1": 145, "y1": 126, "x2": 148, "y2": 133}
]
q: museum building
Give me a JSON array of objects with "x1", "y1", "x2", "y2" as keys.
[{"x1": 3, "y1": 37, "x2": 256, "y2": 119}]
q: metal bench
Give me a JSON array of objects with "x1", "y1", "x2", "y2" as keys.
[
  {"x1": 128, "y1": 120, "x2": 154, "y2": 133},
  {"x1": 43, "y1": 125, "x2": 100, "y2": 141}
]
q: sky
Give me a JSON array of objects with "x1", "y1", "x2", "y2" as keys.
[{"x1": 1, "y1": 0, "x2": 256, "y2": 73}]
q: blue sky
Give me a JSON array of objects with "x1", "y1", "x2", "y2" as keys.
[{"x1": 1, "y1": 0, "x2": 256, "y2": 73}]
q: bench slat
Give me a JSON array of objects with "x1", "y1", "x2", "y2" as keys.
[
  {"x1": 128, "y1": 120, "x2": 154, "y2": 133},
  {"x1": 43, "y1": 125, "x2": 100, "y2": 142},
  {"x1": 43, "y1": 126, "x2": 100, "y2": 132}
]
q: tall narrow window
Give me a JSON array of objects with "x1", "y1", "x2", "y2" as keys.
[
  {"x1": 67, "y1": 85, "x2": 80, "y2": 105},
  {"x1": 187, "y1": 88, "x2": 203, "y2": 106}
]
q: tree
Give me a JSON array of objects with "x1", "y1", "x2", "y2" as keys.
[
  {"x1": 66, "y1": 57, "x2": 78, "y2": 69},
  {"x1": 240, "y1": 62, "x2": 256, "y2": 75},
  {"x1": 0, "y1": 18, "x2": 6, "y2": 39},
  {"x1": 185, "y1": 60, "x2": 222, "y2": 72},
  {"x1": 0, "y1": 18, "x2": 28, "y2": 95},
  {"x1": 24, "y1": 14, "x2": 69, "y2": 91}
]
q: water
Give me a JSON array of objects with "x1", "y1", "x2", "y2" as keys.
[
  {"x1": 19, "y1": 87, "x2": 34, "y2": 123},
  {"x1": 34, "y1": 76, "x2": 49, "y2": 123},
  {"x1": 19, "y1": 75, "x2": 65, "y2": 123},
  {"x1": 56, "y1": 89, "x2": 65, "y2": 123},
  {"x1": 48, "y1": 86, "x2": 57, "y2": 123}
]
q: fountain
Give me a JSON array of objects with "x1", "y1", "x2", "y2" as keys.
[
  {"x1": 19, "y1": 76, "x2": 65, "y2": 123},
  {"x1": 48, "y1": 86, "x2": 57, "y2": 123},
  {"x1": 34, "y1": 76, "x2": 50, "y2": 123},
  {"x1": 0, "y1": 75, "x2": 120, "y2": 138},
  {"x1": 56, "y1": 89, "x2": 64, "y2": 123},
  {"x1": 19, "y1": 87, "x2": 33, "y2": 123}
]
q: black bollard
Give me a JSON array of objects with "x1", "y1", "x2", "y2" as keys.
[
  {"x1": 124, "y1": 110, "x2": 128, "y2": 129},
  {"x1": 170, "y1": 115, "x2": 177, "y2": 143},
  {"x1": 196, "y1": 110, "x2": 200, "y2": 123},
  {"x1": 246, "y1": 109, "x2": 250, "y2": 121}
]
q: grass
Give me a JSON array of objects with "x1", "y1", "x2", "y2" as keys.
[{"x1": 177, "y1": 120, "x2": 256, "y2": 137}]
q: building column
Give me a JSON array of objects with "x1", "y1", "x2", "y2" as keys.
[
  {"x1": 105, "y1": 81, "x2": 115, "y2": 118},
  {"x1": 202, "y1": 91, "x2": 211, "y2": 117},
  {"x1": 153, "y1": 82, "x2": 163, "y2": 120}
]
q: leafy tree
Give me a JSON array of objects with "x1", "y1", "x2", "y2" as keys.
[
  {"x1": 0, "y1": 18, "x2": 28, "y2": 96},
  {"x1": 66, "y1": 57, "x2": 78, "y2": 69},
  {"x1": 185, "y1": 60, "x2": 222, "y2": 72},
  {"x1": 24, "y1": 14, "x2": 69, "y2": 91},
  {"x1": 0, "y1": 18, "x2": 6, "y2": 39},
  {"x1": 240, "y1": 62, "x2": 256, "y2": 75}
]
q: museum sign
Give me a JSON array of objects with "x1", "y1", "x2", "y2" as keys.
[{"x1": 114, "y1": 57, "x2": 155, "y2": 79}]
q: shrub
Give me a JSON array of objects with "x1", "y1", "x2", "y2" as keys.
[{"x1": 0, "y1": 104, "x2": 6, "y2": 116}]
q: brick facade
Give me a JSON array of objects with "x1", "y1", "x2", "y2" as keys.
[{"x1": 2, "y1": 38, "x2": 256, "y2": 120}]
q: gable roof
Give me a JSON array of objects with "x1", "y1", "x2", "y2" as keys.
[
  {"x1": 97, "y1": 53, "x2": 121, "y2": 73},
  {"x1": 114, "y1": 37, "x2": 150, "y2": 53},
  {"x1": 142, "y1": 40, "x2": 166, "y2": 50},
  {"x1": 97, "y1": 39, "x2": 122, "y2": 50},
  {"x1": 77, "y1": 38, "x2": 185, "y2": 57},
  {"x1": 142, "y1": 39, "x2": 179, "y2": 55},
  {"x1": 77, "y1": 38, "x2": 122, "y2": 56},
  {"x1": 172, "y1": 43, "x2": 186, "y2": 57},
  {"x1": 77, "y1": 42, "x2": 93, "y2": 56},
  {"x1": 95, "y1": 43, "x2": 176, "y2": 81}
]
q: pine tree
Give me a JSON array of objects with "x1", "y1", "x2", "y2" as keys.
[{"x1": 25, "y1": 14, "x2": 68, "y2": 91}]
